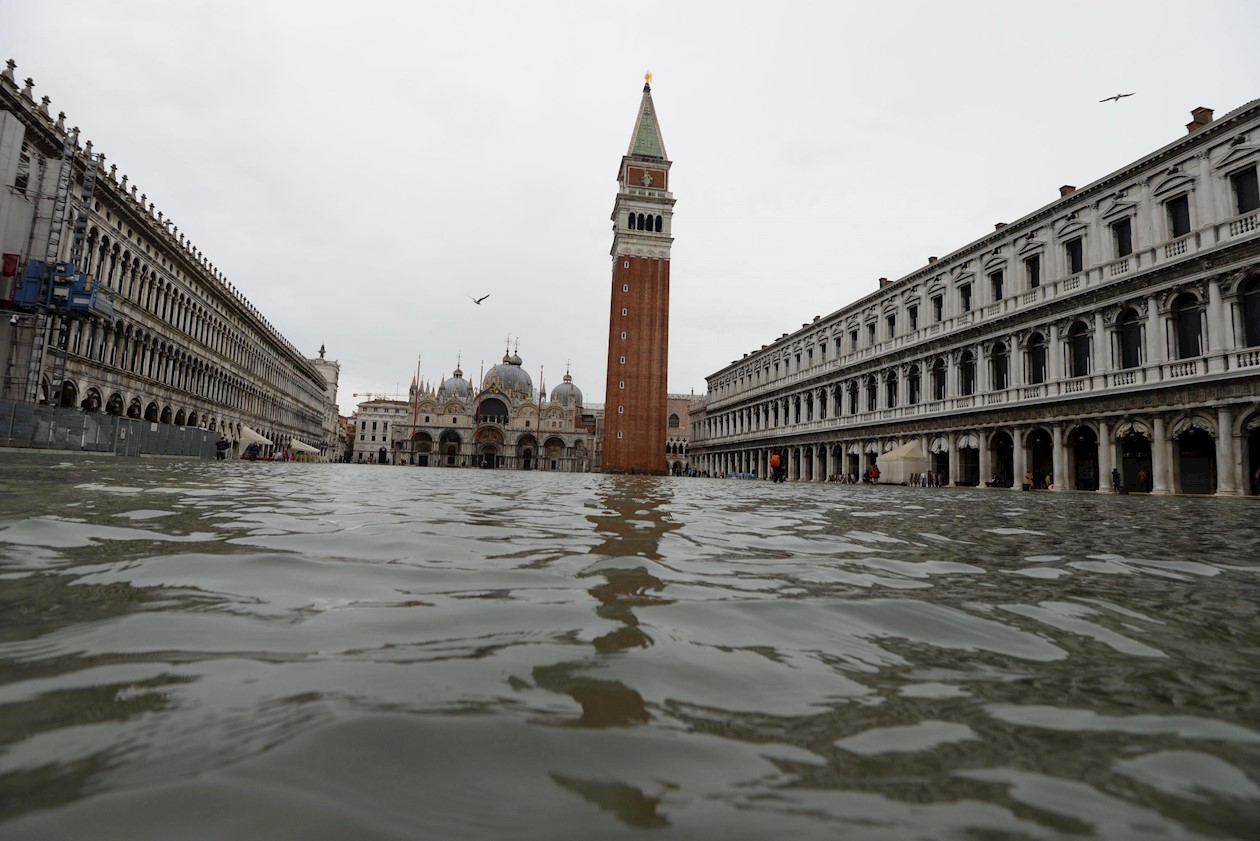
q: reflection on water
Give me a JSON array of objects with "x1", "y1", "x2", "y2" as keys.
[{"x1": 0, "y1": 453, "x2": 1258, "y2": 839}]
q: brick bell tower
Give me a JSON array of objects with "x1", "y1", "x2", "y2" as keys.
[{"x1": 602, "y1": 73, "x2": 674, "y2": 474}]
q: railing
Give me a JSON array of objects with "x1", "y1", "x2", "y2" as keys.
[
  {"x1": 1108, "y1": 259, "x2": 1130, "y2": 277},
  {"x1": 1022, "y1": 385, "x2": 1043, "y2": 399},
  {"x1": 1062, "y1": 275, "x2": 1081, "y2": 291},
  {"x1": 985, "y1": 392, "x2": 1006, "y2": 405},
  {"x1": 1112, "y1": 370, "x2": 1137, "y2": 386},
  {"x1": 1064, "y1": 378, "x2": 1086, "y2": 393},
  {"x1": 1021, "y1": 290, "x2": 1039, "y2": 305},
  {"x1": 1164, "y1": 237, "x2": 1188, "y2": 258},
  {"x1": 954, "y1": 396, "x2": 974, "y2": 408},
  {"x1": 1229, "y1": 211, "x2": 1258, "y2": 237},
  {"x1": 1237, "y1": 349, "x2": 1260, "y2": 368},
  {"x1": 1167, "y1": 360, "x2": 1198, "y2": 378}
]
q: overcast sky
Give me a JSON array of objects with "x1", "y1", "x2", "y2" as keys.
[{"x1": 4, "y1": 1, "x2": 1258, "y2": 414}]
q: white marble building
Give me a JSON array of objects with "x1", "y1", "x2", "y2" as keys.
[{"x1": 691, "y1": 102, "x2": 1260, "y2": 495}]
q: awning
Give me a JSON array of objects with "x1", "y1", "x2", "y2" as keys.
[
  {"x1": 879, "y1": 441, "x2": 928, "y2": 462},
  {"x1": 289, "y1": 439, "x2": 319, "y2": 454},
  {"x1": 238, "y1": 425, "x2": 272, "y2": 447}
]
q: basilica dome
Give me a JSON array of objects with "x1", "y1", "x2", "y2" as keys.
[
  {"x1": 440, "y1": 366, "x2": 472, "y2": 399},
  {"x1": 550, "y1": 371, "x2": 583, "y2": 405},
  {"x1": 482, "y1": 350, "x2": 533, "y2": 398}
]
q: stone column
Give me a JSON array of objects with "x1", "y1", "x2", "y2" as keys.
[
  {"x1": 1216, "y1": 405, "x2": 1237, "y2": 495},
  {"x1": 975, "y1": 343, "x2": 988, "y2": 396},
  {"x1": 1146, "y1": 295, "x2": 1165, "y2": 365},
  {"x1": 978, "y1": 431, "x2": 991, "y2": 488},
  {"x1": 1012, "y1": 427, "x2": 1026, "y2": 491},
  {"x1": 1052, "y1": 423, "x2": 1066, "y2": 490},
  {"x1": 1207, "y1": 278, "x2": 1227, "y2": 353},
  {"x1": 947, "y1": 431, "x2": 959, "y2": 486},
  {"x1": 1097, "y1": 419, "x2": 1114, "y2": 493},
  {"x1": 1151, "y1": 415, "x2": 1171, "y2": 494},
  {"x1": 1093, "y1": 311, "x2": 1108, "y2": 378},
  {"x1": 1008, "y1": 333, "x2": 1023, "y2": 389},
  {"x1": 1047, "y1": 322, "x2": 1062, "y2": 383}
]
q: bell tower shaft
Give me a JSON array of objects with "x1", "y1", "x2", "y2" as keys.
[{"x1": 602, "y1": 77, "x2": 674, "y2": 474}]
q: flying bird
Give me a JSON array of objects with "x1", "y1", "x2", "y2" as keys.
[
  {"x1": 1100, "y1": 92, "x2": 1136, "y2": 103},
  {"x1": 469, "y1": 294, "x2": 490, "y2": 305}
]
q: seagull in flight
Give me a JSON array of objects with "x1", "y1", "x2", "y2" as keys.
[
  {"x1": 469, "y1": 294, "x2": 490, "y2": 305},
  {"x1": 1100, "y1": 92, "x2": 1136, "y2": 103}
]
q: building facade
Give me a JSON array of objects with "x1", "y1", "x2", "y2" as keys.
[
  {"x1": 351, "y1": 350, "x2": 596, "y2": 470},
  {"x1": 691, "y1": 103, "x2": 1260, "y2": 496},
  {"x1": 602, "y1": 76, "x2": 674, "y2": 474},
  {"x1": 0, "y1": 59, "x2": 332, "y2": 457}
]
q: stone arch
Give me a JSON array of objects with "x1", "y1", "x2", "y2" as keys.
[
  {"x1": 144, "y1": 401, "x2": 160, "y2": 422},
  {"x1": 1168, "y1": 411, "x2": 1217, "y2": 441},
  {"x1": 174, "y1": 408, "x2": 187, "y2": 427},
  {"x1": 105, "y1": 392, "x2": 124, "y2": 416},
  {"x1": 58, "y1": 379, "x2": 79, "y2": 408},
  {"x1": 81, "y1": 386, "x2": 103, "y2": 412},
  {"x1": 160, "y1": 405, "x2": 173, "y2": 424}
]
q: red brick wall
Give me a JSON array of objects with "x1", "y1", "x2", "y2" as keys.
[{"x1": 603, "y1": 255, "x2": 670, "y2": 473}]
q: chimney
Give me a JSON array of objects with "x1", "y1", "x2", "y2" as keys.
[
  {"x1": 1186, "y1": 106, "x2": 1214, "y2": 134},
  {"x1": 994, "y1": 222, "x2": 1007, "y2": 230},
  {"x1": 878, "y1": 277, "x2": 891, "y2": 288},
  {"x1": 927, "y1": 256, "x2": 938, "y2": 264},
  {"x1": 1059, "y1": 185, "x2": 1076, "y2": 198}
]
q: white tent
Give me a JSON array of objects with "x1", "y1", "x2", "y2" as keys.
[
  {"x1": 876, "y1": 441, "x2": 931, "y2": 484},
  {"x1": 289, "y1": 439, "x2": 319, "y2": 454},
  {"x1": 238, "y1": 425, "x2": 272, "y2": 448}
]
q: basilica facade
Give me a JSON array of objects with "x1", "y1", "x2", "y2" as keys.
[
  {"x1": 352, "y1": 350, "x2": 596, "y2": 471},
  {"x1": 690, "y1": 102, "x2": 1260, "y2": 496}
]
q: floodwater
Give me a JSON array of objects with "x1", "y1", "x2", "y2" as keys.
[{"x1": 1, "y1": 455, "x2": 1258, "y2": 840}]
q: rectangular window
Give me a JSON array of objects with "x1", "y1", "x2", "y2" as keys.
[
  {"x1": 885, "y1": 314, "x2": 895, "y2": 336},
  {"x1": 866, "y1": 323, "x2": 875, "y2": 344},
  {"x1": 989, "y1": 270, "x2": 1003, "y2": 301},
  {"x1": 908, "y1": 305, "x2": 918, "y2": 330},
  {"x1": 1167, "y1": 195, "x2": 1191, "y2": 238},
  {"x1": 1232, "y1": 166, "x2": 1260, "y2": 214},
  {"x1": 1065, "y1": 237, "x2": 1084, "y2": 274},
  {"x1": 1112, "y1": 218, "x2": 1133, "y2": 257},
  {"x1": 959, "y1": 284, "x2": 972, "y2": 313},
  {"x1": 1025, "y1": 255, "x2": 1041, "y2": 289},
  {"x1": 848, "y1": 329, "x2": 858, "y2": 350},
  {"x1": 931, "y1": 295, "x2": 943, "y2": 322}
]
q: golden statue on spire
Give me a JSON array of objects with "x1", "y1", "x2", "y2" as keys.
[{"x1": 644, "y1": 71, "x2": 653, "y2": 85}]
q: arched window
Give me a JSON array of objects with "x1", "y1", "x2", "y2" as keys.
[
  {"x1": 1069, "y1": 321, "x2": 1091, "y2": 378},
  {"x1": 668, "y1": 413, "x2": 680, "y2": 428},
  {"x1": 847, "y1": 382, "x2": 858, "y2": 415},
  {"x1": 1117, "y1": 308, "x2": 1143, "y2": 368},
  {"x1": 636, "y1": 213, "x2": 646, "y2": 230},
  {"x1": 906, "y1": 365, "x2": 921, "y2": 405},
  {"x1": 1173, "y1": 294, "x2": 1202, "y2": 359},
  {"x1": 885, "y1": 371, "x2": 898, "y2": 408},
  {"x1": 1243, "y1": 278, "x2": 1260, "y2": 347},
  {"x1": 931, "y1": 358, "x2": 946, "y2": 400},
  {"x1": 865, "y1": 376, "x2": 877, "y2": 412},
  {"x1": 1027, "y1": 333, "x2": 1047, "y2": 384},
  {"x1": 991, "y1": 342, "x2": 1009, "y2": 390},
  {"x1": 655, "y1": 215, "x2": 663, "y2": 232},
  {"x1": 959, "y1": 351, "x2": 976, "y2": 396}
]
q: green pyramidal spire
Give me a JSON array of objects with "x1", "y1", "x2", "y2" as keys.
[{"x1": 627, "y1": 74, "x2": 667, "y2": 160}]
